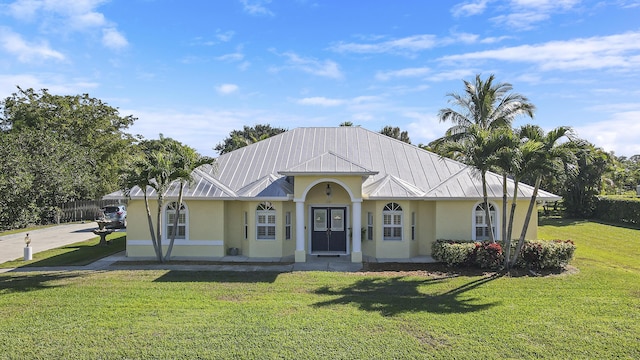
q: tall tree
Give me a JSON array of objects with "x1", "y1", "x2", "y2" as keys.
[
  {"x1": 0, "y1": 129, "x2": 94, "y2": 229},
  {"x1": 433, "y1": 74, "x2": 535, "y2": 243},
  {"x1": 1, "y1": 87, "x2": 136, "y2": 197},
  {"x1": 214, "y1": 124, "x2": 287, "y2": 154},
  {"x1": 437, "y1": 74, "x2": 535, "y2": 137},
  {"x1": 122, "y1": 136, "x2": 213, "y2": 262},
  {"x1": 380, "y1": 126, "x2": 411, "y2": 143},
  {"x1": 438, "y1": 125, "x2": 513, "y2": 242},
  {"x1": 164, "y1": 143, "x2": 215, "y2": 261},
  {"x1": 562, "y1": 141, "x2": 612, "y2": 218},
  {"x1": 509, "y1": 125, "x2": 574, "y2": 267}
]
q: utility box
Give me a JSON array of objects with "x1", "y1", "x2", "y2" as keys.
[{"x1": 637, "y1": 185, "x2": 640, "y2": 196}]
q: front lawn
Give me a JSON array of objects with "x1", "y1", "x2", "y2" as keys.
[{"x1": 0, "y1": 220, "x2": 638, "y2": 359}]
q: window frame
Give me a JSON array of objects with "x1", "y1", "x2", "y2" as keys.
[
  {"x1": 165, "y1": 201, "x2": 188, "y2": 241},
  {"x1": 367, "y1": 212, "x2": 374, "y2": 241},
  {"x1": 472, "y1": 202, "x2": 498, "y2": 241},
  {"x1": 256, "y1": 202, "x2": 276, "y2": 240},
  {"x1": 382, "y1": 202, "x2": 403, "y2": 241}
]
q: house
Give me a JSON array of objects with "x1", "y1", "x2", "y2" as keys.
[{"x1": 108, "y1": 126, "x2": 559, "y2": 263}]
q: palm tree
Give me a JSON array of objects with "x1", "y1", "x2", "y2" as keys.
[
  {"x1": 121, "y1": 153, "x2": 159, "y2": 258},
  {"x1": 498, "y1": 126, "x2": 545, "y2": 268},
  {"x1": 164, "y1": 143, "x2": 215, "y2": 261},
  {"x1": 509, "y1": 125, "x2": 575, "y2": 267},
  {"x1": 439, "y1": 125, "x2": 513, "y2": 242},
  {"x1": 434, "y1": 74, "x2": 536, "y2": 243},
  {"x1": 437, "y1": 74, "x2": 535, "y2": 138}
]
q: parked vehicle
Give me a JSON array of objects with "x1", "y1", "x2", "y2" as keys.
[{"x1": 101, "y1": 205, "x2": 127, "y2": 228}]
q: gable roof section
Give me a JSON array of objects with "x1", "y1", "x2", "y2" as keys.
[
  {"x1": 279, "y1": 151, "x2": 378, "y2": 176},
  {"x1": 364, "y1": 174, "x2": 426, "y2": 198},
  {"x1": 237, "y1": 173, "x2": 293, "y2": 197}
]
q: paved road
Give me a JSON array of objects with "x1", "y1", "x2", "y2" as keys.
[{"x1": 0, "y1": 222, "x2": 102, "y2": 264}]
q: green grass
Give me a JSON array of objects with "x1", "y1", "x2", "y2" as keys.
[
  {"x1": 0, "y1": 233, "x2": 125, "y2": 268},
  {"x1": 0, "y1": 222, "x2": 639, "y2": 359}
]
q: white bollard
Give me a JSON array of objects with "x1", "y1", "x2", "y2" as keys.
[
  {"x1": 24, "y1": 246, "x2": 33, "y2": 261},
  {"x1": 24, "y1": 233, "x2": 32, "y2": 261}
]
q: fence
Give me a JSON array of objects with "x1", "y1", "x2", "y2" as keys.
[{"x1": 58, "y1": 199, "x2": 127, "y2": 223}]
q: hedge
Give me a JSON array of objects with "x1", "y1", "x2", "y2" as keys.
[
  {"x1": 432, "y1": 239, "x2": 576, "y2": 270},
  {"x1": 594, "y1": 197, "x2": 640, "y2": 225}
]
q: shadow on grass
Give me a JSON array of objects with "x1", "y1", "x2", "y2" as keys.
[
  {"x1": 312, "y1": 273, "x2": 502, "y2": 316},
  {"x1": 153, "y1": 270, "x2": 280, "y2": 283},
  {"x1": 0, "y1": 272, "x2": 86, "y2": 294}
]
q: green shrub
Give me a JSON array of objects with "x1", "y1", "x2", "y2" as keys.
[
  {"x1": 431, "y1": 240, "x2": 475, "y2": 267},
  {"x1": 473, "y1": 242, "x2": 504, "y2": 269},
  {"x1": 433, "y1": 239, "x2": 576, "y2": 270},
  {"x1": 594, "y1": 197, "x2": 640, "y2": 225},
  {"x1": 517, "y1": 240, "x2": 576, "y2": 269}
]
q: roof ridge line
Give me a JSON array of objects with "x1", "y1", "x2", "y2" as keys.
[
  {"x1": 424, "y1": 165, "x2": 473, "y2": 195},
  {"x1": 193, "y1": 168, "x2": 238, "y2": 197}
]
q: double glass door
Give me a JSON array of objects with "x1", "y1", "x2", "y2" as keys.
[{"x1": 311, "y1": 207, "x2": 347, "y2": 253}]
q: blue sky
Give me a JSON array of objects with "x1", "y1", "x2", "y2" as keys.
[{"x1": 1, "y1": 0, "x2": 639, "y2": 157}]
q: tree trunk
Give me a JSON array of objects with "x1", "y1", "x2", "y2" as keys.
[
  {"x1": 502, "y1": 173, "x2": 507, "y2": 243},
  {"x1": 510, "y1": 175, "x2": 541, "y2": 267},
  {"x1": 504, "y1": 178, "x2": 520, "y2": 269},
  {"x1": 164, "y1": 182, "x2": 184, "y2": 261},
  {"x1": 143, "y1": 189, "x2": 158, "y2": 257},
  {"x1": 155, "y1": 193, "x2": 164, "y2": 262},
  {"x1": 481, "y1": 171, "x2": 495, "y2": 243}
]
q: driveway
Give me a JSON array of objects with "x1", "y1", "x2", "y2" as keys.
[{"x1": 0, "y1": 222, "x2": 102, "y2": 264}]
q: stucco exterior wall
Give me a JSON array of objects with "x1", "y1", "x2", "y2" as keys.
[{"x1": 125, "y1": 195, "x2": 540, "y2": 260}]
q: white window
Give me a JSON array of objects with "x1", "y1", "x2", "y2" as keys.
[
  {"x1": 285, "y1": 211, "x2": 291, "y2": 240},
  {"x1": 256, "y1": 202, "x2": 276, "y2": 240},
  {"x1": 367, "y1": 212, "x2": 373, "y2": 241},
  {"x1": 165, "y1": 202, "x2": 187, "y2": 240},
  {"x1": 383, "y1": 203, "x2": 403, "y2": 241},
  {"x1": 474, "y1": 202, "x2": 497, "y2": 241}
]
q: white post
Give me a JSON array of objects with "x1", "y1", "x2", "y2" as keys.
[
  {"x1": 351, "y1": 200, "x2": 362, "y2": 263},
  {"x1": 295, "y1": 200, "x2": 306, "y2": 262}
]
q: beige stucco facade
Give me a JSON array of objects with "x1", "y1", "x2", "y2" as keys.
[{"x1": 125, "y1": 177, "x2": 539, "y2": 262}]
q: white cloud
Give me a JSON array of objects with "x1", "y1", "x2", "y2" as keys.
[
  {"x1": 575, "y1": 110, "x2": 640, "y2": 157},
  {"x1": 451, "y1": 0, "x2": 490, "y2": 17},
  {"x1": 216, "y1": 52, "x2": 244, "y2": 62},
  {"x1": 240, "y1": 0, "x2": 274, "y2": 16},
  {"x1": 376, "y1": 67, "x2": 430, "y2": 81},
  {"x1": 439, "y1": 31, "x2": 640, "y2": 71},
  {"x1": 491, "y1": 0, "x2": 581, "y2": 30},
  {"x1": 405, "y1": 112, "x2": 451, "y2": 145},
  {"x1": 5, "y1": 0, "x2": 128, "y2": 50},
  {"x1": 296, "y1": 95, "x2": 386, "y2": 111},
  {"x1": 0, "y1": 27, "x2": 65, "y2": 62},
  {"x1": 215, "y1": 30, "x2": 235, "y2": 42},
  {"x1": 102, "y1": 27, "x2": 128, "y2": 50},
  {"x1": 216, "y1": 83, "x2": 239, "y2": 95},
  {"x1": 297, "y1": 97, "x2": 345, "y2": 107},
  {"x1": 0, "y1": 73, "x2": 98, "y2": 96},
  {"x1": 330, "y1": 34, "x2": 437, "y2": 55},
  {"x1": 276, "y1": 51, "x2": 343, "y2": 79}
]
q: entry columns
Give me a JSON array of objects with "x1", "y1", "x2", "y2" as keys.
[
  {"x1": 294, "y1": 199, "x2": 306, "y2": 262},
  {"x1": 351, "y1": 199, "x2": 362, "y2": 263}
]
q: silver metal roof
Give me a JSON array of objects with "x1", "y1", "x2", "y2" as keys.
[{"x1": 110, "y1": 126, "x2": 560, "y2": 201}]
